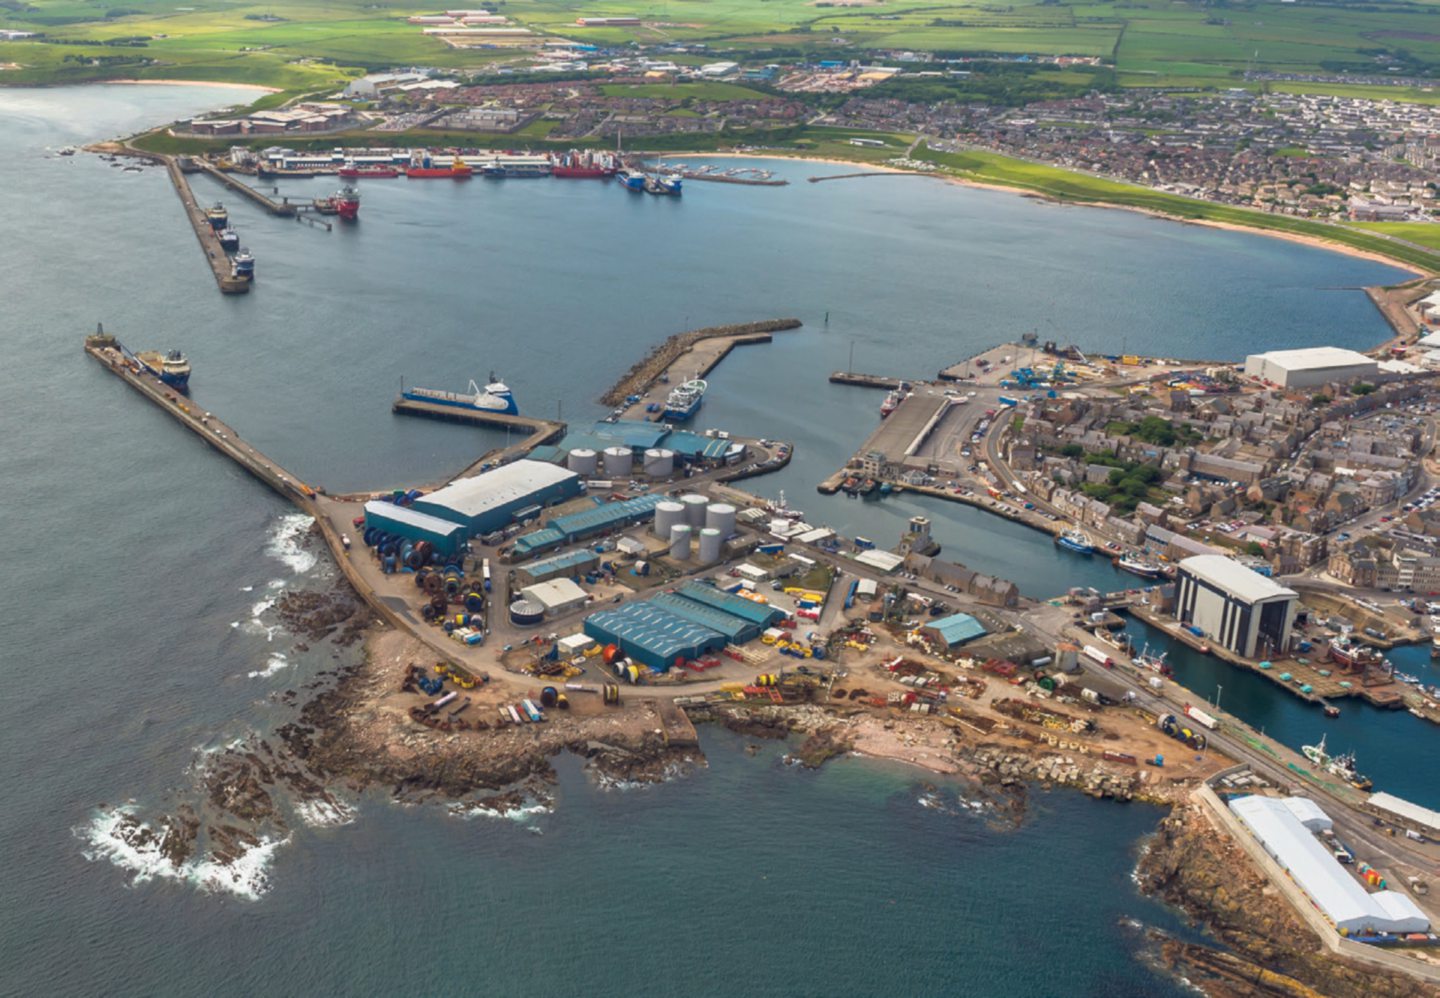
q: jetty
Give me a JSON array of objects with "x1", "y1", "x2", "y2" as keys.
[
  {"x1": 829, "y1": 371, "x2": 902, "y2": 390},
  {"x1": 194, "y1": 160, "x2": 297, "y2": 217},
  {"x1": 600, "y1": 318, "x2": 801, "y2": 409},
  {"x1": 390, "y1": 397, "x2": 566, "y2": 482},
  {"x1": 164, "y1": 157, "x2": 251, "y2": 295}
]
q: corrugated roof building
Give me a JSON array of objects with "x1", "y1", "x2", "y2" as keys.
[
  {"x1": 583, "y1": 600, "x2": 727, "y2": 672},
  {"x1": 515, "y1": 548, "x2": 599, "y2": 586},
  {"x1": 1229, "y1": 794, "x2": 1428, "y2": 935},
  {"x1": 650, "y1": 591, "x2": 761, "y2": 644},
  {"x1": 411, "y1": 460, "x2": 581, "y2": 535},
  {"x1": 677, "y1": 580, "x2": 786, "y2": 628},
  {"x1": 1176, "y1": 555, "x2": 1297, "y2": 658},
  {"x1": 512, "y1": 495, "x2": 664, "y2": 558},
  {"x1": 363, "y1": 500, "x2": 469, "y2": 556},
  {"x1": 921, "y1": 612, "x2": 987, "y2": 648}
]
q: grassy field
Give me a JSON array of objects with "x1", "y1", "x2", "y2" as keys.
[
  {"x1": 7, "y1": 0, "x2": 1440, "y2": 95},
  {"x1": 1348, "y1": 222, "x2": 1440, "y2": 252}
]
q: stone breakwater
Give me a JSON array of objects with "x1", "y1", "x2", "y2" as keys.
[{"x1": 599, "y1": 318, "x2": 802, "y2": 406}]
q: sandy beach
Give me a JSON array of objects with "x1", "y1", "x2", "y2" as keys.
[{"x1": 106, "y1": 79, "x2": 281, "y2": 93}]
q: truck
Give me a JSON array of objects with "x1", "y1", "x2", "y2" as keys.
[
  {"x1": 997, "y1": 395, "x2": 1020, "y2": 407},
  {"x1": 1184, "y1": 704, "x2": 1218, "y2": 731},
  {"x1": 1082, "y1": 644, "x2": 1114, "y2": 668},
  {"x1": 482, "y1": 558, "x2": 492, "y2": 592}
]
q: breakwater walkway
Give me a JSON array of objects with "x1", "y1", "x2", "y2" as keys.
[
  {"x1": 164, "y1": 156, "x2": 251, "y2": 295},
  {"x1": 194, "y1": 160, "x2": 297, "y2": 217},
  {"x1": 390, "y1": 397, "x2": 567, "y2": 485}
]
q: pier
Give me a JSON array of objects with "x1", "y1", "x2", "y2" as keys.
[
  {"x1": 600, "y1": 317, "x2": 802, "y2": 411},
  {"x1": 390, "y1": 397, "x2": 567, "y2": 482},
  {"x1": 194, "y1": 160, "x2": 297, "y2": 217},
  {"x1": 164, "y1": 156, "x2": 251, "y2": 295},
  {"x1": 829, "y1": 371, "x2": 902, "y2": 390}
]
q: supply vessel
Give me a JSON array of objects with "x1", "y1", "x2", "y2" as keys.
[
  {"x1": 615, "y1": 169, "x2": 646, "y2": 192},
  {"x1": 663, "y1": 379, "x2": 707, "y2": 421},
  {"x1": 136, "y1": 349, "x2": 191, "y2": 392},
  {"x1": 407, "y1": 153, "x2": 473, "y2": 179},
  {"x1": 402, "y1": 376, "x2": 518, "y2": 415},
  {"x1": 233, "y1": 249, "x2": 255, "y2": 280},
  {"x1": 336, "y1": 186, "x2": 360, "y2": 221},
  {"x1": 205, "y1": 202, "x2": 228, "y2": 229}
]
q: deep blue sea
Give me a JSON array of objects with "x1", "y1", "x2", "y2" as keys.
[{"x1": 0, "y1": 84, "x2": 1425, "y2": 996}]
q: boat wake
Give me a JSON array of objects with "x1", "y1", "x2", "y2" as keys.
[
  {"x1": 77, "y1": 805, "x2": 288, "y2": 901},
  {"x1": 265, "y1": 513, "x2": 318, "y2": 575}
]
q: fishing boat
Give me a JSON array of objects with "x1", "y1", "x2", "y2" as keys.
[
  {"x1": 1116, "y1": 553, "x2": 1165, "y2": 579},
  {"x1": 1328, "y1": 749, "x2": 1373, "y2": 791},
  {"x1": 135, "y1": 349, "x2": 191, "y2": 392},
  {"x1": 402, "y1": 375, "x2": 518, "y2": 416},
  {"x1": 1134, "y1": 643, "x2": 1172, "y2": 676},
  {"x1": 1055, "y1": 528, "x2": 1096, "y2": 555},
  {"x1": 663, "y1": 378, "x2": 706, "y2": 421}
]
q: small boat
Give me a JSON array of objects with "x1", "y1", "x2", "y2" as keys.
[
  {"x1": 1055, "y1": 529, "x2": 1095, "y2": 555},
  {"x1": 1134, "y1": 643, "x2": 1172, "y2": 676},
  {"x1": 218, "y1": 228, "x2": 240, "y2": 251},
  {"x1": 1117, "y1": 554, "x2": 1165, "y2": 579},
  {"x1": 57, "y1": 146, "x2": 77, "y2": 156},
  {"x1": 1323, "y1": 703, "x2": 1341, "y2": 718}
]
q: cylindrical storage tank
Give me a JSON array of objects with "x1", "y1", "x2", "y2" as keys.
[
  {"x1": 704, "y1": 502, "x2": 737, "y2": 538},
  {"x1": 602, "y1": 446, "x2": 631, "y2": 478},
  {"x1": 653, "y1": 500, "x2": 684, "y2": 538},
  {"x1": 567, "y1": 447, "x2": 599, "y2": 475},
  {"x1": 681, "y1": 493, "x2": 708, "y2": 527},
  {"x1": 509, "y1": 599, "x2": 544, "y2": 627},
  {"x1": 643, "y1": 447, "x2": 674, "y2": 477},
  {"x1": 669, "y1": 524, "x2": 692, "y2": 561},
  {"x1": 698, "y1": 527, "x2": 722, "y2": 564}
]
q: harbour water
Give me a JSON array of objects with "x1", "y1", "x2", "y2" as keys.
[{"x1": 0, "y1": 84, "x2": 1425, "y2": 994}]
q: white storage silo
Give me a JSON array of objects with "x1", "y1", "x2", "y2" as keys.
[
  {"x1": 652, "y1": 500, "x2": 685, "y2": 538},
  {"x1": 602, "y1": 446, "x2": 631, "y2": 478},
  {"x1": 669, "y1": 524, "x2": 692, "y2": 561},
  {"x1": 698, "y1": 527, "x2": 722, "y2": 564},
  {"x1": 566, "y1": 448, "x2": 598, "y2": 476},
  {"x1": 681, "y1": 493, "x2": 708, "y2": 527},
  {"x1": 704, "y1": 502, "x2": 736, "y2": 538},
  {"x1": 643, "y1": 447, "x2": 674, "y2": 478}
]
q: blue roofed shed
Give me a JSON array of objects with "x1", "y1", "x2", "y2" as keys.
[
  {"x1": 363, "y1": 500, "x2": 468, "y2": 557},
  {"x1": 921, "y1": 612, "x2": 987, "y2": 648},
  {"x1": 677, "y1": 581, "x2": 786, "y2": 628},
  {"x1": 583, "y1": 601, "x2": 727, "y2": 672},
  {"x1": 650, "y1": 591, "x2": 761, "y2": 644}
]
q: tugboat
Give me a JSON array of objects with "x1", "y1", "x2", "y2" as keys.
[
  {"x1": 663, "y1": 378, "x2": 707, "y2": 421},
  {"x1": 1055, "y1": 528, "x2": 1096, "y2": 555},
  {"x1": 135, "y1": 349, "x2": 191, "y2": 392},
  {"x1": 205, "y1": 202, "x2": 228, "y2": 230},
  {"x1": 335, "y1": 186, "x2": 360, "y2": 221},
  {"x1": 402, "y1": 375, "x2": 518, "y2": 415},
  {"x1": 232, "y1": 248, "x2": 255, "y2": 280},
  {"x1": 218, "y1": 228, "x2": 240, "y2": 251}
]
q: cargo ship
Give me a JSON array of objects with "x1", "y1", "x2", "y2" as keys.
[
  {"x1": 645, "y1": 174, "x2": 682, "y2": 196},
  {"x1": 233, "y1": 249, "x2": 255, "y2": 280},
  {"x1": 205, "y1": 202, "x2": 228, "y2": 230},
  {"x1": 338, "y1": 163, "x2": 400, "y2": 179},
  {"x1": 662, "y1": 379, "x2": 706, "y2": 421},
  {"x1": 402, "y1": 376, "x2": 518, "y2": 415},
  {"x1": 1055, "y1": 529, "x2": 1096, "y2": 555},
  {"x1": 136, "y1": 349, "x2": 191, "y2": 392},
  {"x1": 616, "y1": 169, "x2": 647, "y2": 192},
  {"x1": 552, "y1": 150, "x2": 616, "y2": 178},
  {"x1": 335, "y1": 186, "x2": 360, "y2": 221},
  {"x1": 218, "y1": 228, "x2": 240, "y2": 251},
  {"x1": 258, "y1": 164, "x2": 335, "y2": 179},
  {"x1": 1116, "y1": 554, "x2": 1165, "y2": 579},
  {"x1": 407, "y1": 154, "x2": 473, "y2": 179}
]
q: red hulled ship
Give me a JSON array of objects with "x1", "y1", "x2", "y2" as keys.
[{"x1": 336, "y1": 186, "x2": 360, "y2": 221}]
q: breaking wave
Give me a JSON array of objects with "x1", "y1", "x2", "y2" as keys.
[
  {"x1": 247, "y1": 653, "x2": 290, "y2": 680},
  {"x1": 77, "y1": 806, "x2": 287, "y2": 902},
  {"x1": 265, "y1": 513, "x2": 317, "y2": 575}
]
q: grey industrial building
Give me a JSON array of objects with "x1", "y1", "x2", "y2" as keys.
[
  {"x1": 1242, "y1": 347, "x2": 1378, "y2": 389},
  {"x1": 1175, "y1": 555, "x2": 1298, "y2": 658}
]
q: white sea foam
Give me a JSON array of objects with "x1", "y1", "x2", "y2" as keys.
[
  {"x1": 247, "y1": 653, "x2": 290, "y2": 680},
  {"x1": 294, "y1": 797, "x2": 355, "y2": 828},
  {"x1": 77, "y1": 806, "x2": 286, "y2": 901},
  {"x1": 240, "y1": 585, "x2": 254, "y2": 593},
  {"x1": 449, "y1": 800, "x2": 552, "y2": 823},
  {"x1": 265, "y1": 514, "x2": 317, "y2": 575}
]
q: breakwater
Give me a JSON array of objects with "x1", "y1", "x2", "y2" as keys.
[{"x1": 599, "y1": 318, "x2": 802, "y2": 406}]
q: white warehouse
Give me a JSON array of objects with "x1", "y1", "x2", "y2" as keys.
[
  {"x1": 1230, "y1": 795, "x2": 1430, "y2": 936},
  {"x1": 1175, "y1": 555, "x2": 1297, "y2": 659},
  {"x1": 1243, "y1": 347, "x2": 1377, "y2": 389}
]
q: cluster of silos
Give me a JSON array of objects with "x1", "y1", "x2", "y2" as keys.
[
  {"x1": 681, "y1": 493, "x2": 708, "y2": 527},
  {"x1": 642, "y1": 447, "x2": 674, "y2": 478},
  {"x1": 602, "y1": 446, "x2": 631, "y2": 478},
  {"x1": 652, "y1": 500, "x2": 685, "y2": 538},
  {"x1": 695, "y1": 502, "x2": 736, "y2": 565},
  {"x1": 566, "y1": 448, "x2": 598, "y2": 476}
]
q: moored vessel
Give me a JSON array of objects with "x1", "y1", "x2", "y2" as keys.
[
  {"x1": 616, "y1": 169, "x2": 646, "y2": 192},
  {"x1": 407, "y1": 153, "x2": 473, "y2": 178},
  {"x1": 135, "y1": 349, "x2": 191, "y2": 392},
  {"x1": 336, "y1": 186, "x2": 360, "y2": 221},
  {"x1": 1055, "y1": 528, "x2": 1095, "y2": 555},
  {"x1": 663, "y1": 378, "x2": 707, "y2": 421},
  {"x1": 1116, "y1": 553, "x2": 1165, "y2": 579},
  {"x1": 880, "y1": 391, "x2": 900, "y2": 418},
  {"x1": 339, "y1": 163, "x2": 400, "y2": 179},
  {"x1": 205, "y1": 202, "x2": 228, "y2": 230},
  {"x1": 644, "y1": 174, "x2": 682, "y2": 196},
  {"x1": 552, "y1": 150, "x2": 616, "y2": 178},
  {"x1": 402, "y1": 376, "x2": 518, "y2": 415},
  {"x1": 218, "y1": 228, "x2": 240, "y2": 251},
  {"x1": 233, "y1": 248, "x2": 255, "y2": 280}
]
